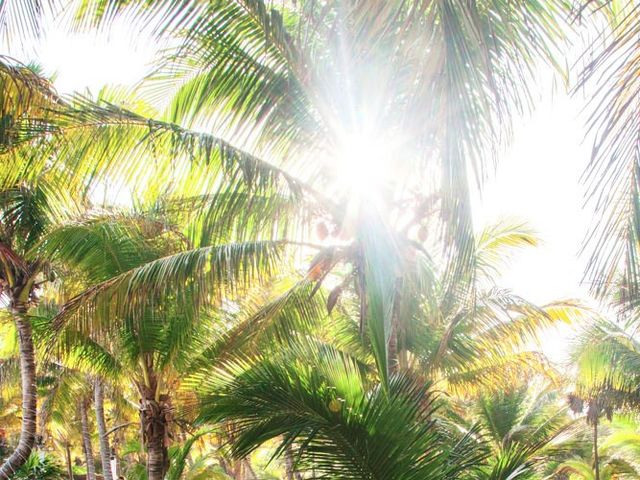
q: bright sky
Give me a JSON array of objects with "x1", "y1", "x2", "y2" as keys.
[
  {"x1": 6, "y1": 12, "x2": 598, "y2": 361},
  {"x1": 476, "y1": 91, "x2": 596, "y2": 362},
  {"x1": 6, "y1": 11, "x2": 157, "y2": 94},
  {"x1": 477, "y1": 92, "x2": 593, "y2": 305}
]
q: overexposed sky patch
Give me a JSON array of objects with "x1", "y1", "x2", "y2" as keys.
[
  {"x1": 476, "y1": 92, "x2": 592, "y2": 305},
  {"x1": 5, "y1": 7, "x2": 156, "y2": 94}
]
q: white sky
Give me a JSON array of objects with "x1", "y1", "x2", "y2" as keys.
[
  {"x1": 6, "y1": 11, "x2": 157, "y2": 93},
  {"x1": 5, "y1": 12, "x2": 598, "y2": 360},
  {"x1": 476, "y1": 91, "x2": 596, "y2": 361},
  {"x1": 477, "y1": 92, "x2": 593, "y2": 305}
]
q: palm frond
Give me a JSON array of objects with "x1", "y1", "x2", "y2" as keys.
[
  {"x1": 475, "y1": 222, "x2": 539, "y2": 283},
  {"x1": 185, "y1": 279, "x2": 327, "y2": 379},
  {"x1": 166, "y1": 428, "x2": 216, "y2": 480},
  {"x1": 576, "y1": 3, "x2": 640, "y2": 301},
  {"x1": 570, "y1": 320, "x2": 640, "y2": 410},
  {"x1": 0, "y1": 1, "x2": 51, "y2": 44},
  {"x1": 197, "y1": 344, "x2": 485, "y2": 479},
  {"x1": 51, "y1": 240, "x2": 285, "y2": 338}
]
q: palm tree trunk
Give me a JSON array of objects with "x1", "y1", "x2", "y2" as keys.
[
  {"x1": 593, "y1": 419, "x2": 600, "y2": 480},
  {"x1": 387, "y1": 279, "x2": 402, "y2": 375},
  {"x1": 140, "y1": 395, "x2": 171, "y2": 480},
  {"x1": 80, "y1": 399, "x2": 97, "y2": 480},
  {"x1": 146, "y1": 437, "x2": 166, "y2": 480},
  {"x1": 285, "y1": 447, "x2": 295, "y2": 480},
  {"x1": 0, "y1": 306, "x2": 37, "y2": 480},
  {"x1": 243, "y1": 459, "x2": 257, "y2": 479},
  {"x1": 285, "y1": 446, "x2": 303, "y2": 480},
  {"x1": 388, "y1": 313, "x2": 399, "y2": 375},
  {"x1": 65, "y1": 443, "x2": 74, "y2": 480},
  {"x1": 94, "y1": 379, "x2": 114, "y2": 480}
]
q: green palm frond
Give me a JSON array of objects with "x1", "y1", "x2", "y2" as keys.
[
  {"x1": 556, "y1": 458, "x2": 598, "y2": 480},
  {"x1": 31, "y1": 311, "x2": 123, "y2": 379},
  {"x1": 0, "y1": 83, "x2": 313, "y2": 239},
  {"x1": 0, "y1": 57, "x2": 58, "y2": 153},
  {"x1": 166, "y1": 428, "x2": 216, "y2": 480},
  {"x1": 473, "y1": 296, "x2": 588, "y2": 354},
  {"x1": 11, "y1": 452, "x2": 65, "y2": 480},
  {"x1": 51, "y1": 240, "x2": 285, "y2": 338},
  {"x1": 186, "y1": 279, "x2": 327, "y2": 375},
  {"x1": 20, "y1": 95, "x2": 308, "y2": 200},
  {"x1": 417, "y1": 285, "x2": 585, "y2": 394},
  {"x1": 556, "y1": 455, "x2": 639, "y2": 480},
  {"x1": 34, "y1": 214, "x2": 165, "y2": 284},
  {"x1": 443, "y1": 351, "x2": 560, "y2": 396},
  {"x1": 198, "y1": 344, "x2": 485, "y2": 479},
  {"x1": 571, "y1": 320, "x2": 640, "y2": 410},
  {"x1": 470, "y1": 385, "x2": 577, "y2": 480}
]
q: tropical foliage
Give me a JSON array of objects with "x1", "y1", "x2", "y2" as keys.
[{"x1": 2, "y1": 1, "x2": 640, "y2": 480}]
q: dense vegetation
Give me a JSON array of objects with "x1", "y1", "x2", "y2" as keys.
[{"x1": 1, "y1": 0, "x2": 640, "y2": 479}]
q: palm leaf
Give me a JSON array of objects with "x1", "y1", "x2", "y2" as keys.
[
  {"x1": 50, "y1": 240, "x2": 285, "y2": 338},
  {"x1": 198, "y1": 344, "x2": 485, "y2": 479}
]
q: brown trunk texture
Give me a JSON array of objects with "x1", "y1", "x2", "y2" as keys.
[
  {"x1": 94, "y1": 379, "x2": 114, "y2": 480},
  {"x1": 65, "y1": 443, "x2": 74, "y2": 480},
  {"x1": 593, "y1": 419, "x2": 600, "y2": 480},
  {"x1": 0, "y1": 305, "x2": 37, "y2": 479},
  {"x1": 141, "y1": 395, "x2": 172, "y2": 480},
  {"x1": 80, "y1": 399, "x2": 97, "y2": 480}
]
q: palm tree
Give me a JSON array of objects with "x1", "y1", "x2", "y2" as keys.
[
  {"x1": 79, "y1": 395, "x2": 97, "y2": 480},
  {"x1": 0, "y1": 1, "x2": 583, "y2": 477},
  {"x1": 197, "y1": 340, "x2": 485, "y2": 479},
  {"x1": 2, "y1": 8, "x2": 578, "y2": 439},
  {"x1": 0, "y1": 306, "x2": 114, "y2": 480},
  {"x1": 388, "y1": 221, "x2": 586, "y2": 395},
  {"x1": 555, "y1": 415, "x2": 640, "y2": 480},
  {"x1": 0, "y1": 61, "x2": 63, "y2": 478},
  {"x1": 570, "y1": 319, "x2": 640, "y2": 415},
  {"x1": 0, "y1": 180, "x2": 81, "y2": 478},
  {"x1": 0, "y1": 54, "x2": 308, "y2": 476},
  {"x1": 36, "y1": 209, "x2": 325, "y2": 480},
  {"x1": 567, "y1": 317, "x2": 640, "y2": 479},
  {"x1": 66, "y1": 0, "x2": 572, "y2": 384},
  {"x1": 465, "y1": 384, "x2": 577, "y2": 479},
  {"x1": 93, "y1": 379, "x2": 114, "y2": 480},
  {"x1": 556, "y1": 457, "x2": 638, "y2": 480}
]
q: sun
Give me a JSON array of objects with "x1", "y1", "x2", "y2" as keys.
[{"x1": 333, "y1": 131, "x2": 391, "y2": 199}]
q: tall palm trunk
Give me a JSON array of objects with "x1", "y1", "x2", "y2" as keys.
[
  {"x1": 285, "y1": 446, "x2": 303, "y2": 480},
  {"x1": 146, "y1": 435, "x2": 167, "y2": 480},
  {"x1": 80, "y1": 399, "x2": 97, "y2": 480},
  {"x1": 387, "y1": 279, "x2": 403, "y2": 375},
  {"x1": 0, "y1": 304, "x2": 37, "y2": 480},
  {"x1": 388, "y1": 304, "x2": 400, "y2": 374},
  {"x1": 139, "y1": 369, "x2": 171, "y2": 480},
  {"x1": 142, "y1": 395, "x2": 171, "y2": 480},
  {"x1": 65, "y1": 442, "x2": 73, "y2": 480},
  {"x1": 94, "y1": 379, "x2": 114, "y2": 480},
  {"x1": 593, "y1": 419, "x2": 600, "y2": 480}
]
